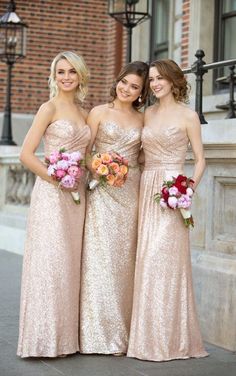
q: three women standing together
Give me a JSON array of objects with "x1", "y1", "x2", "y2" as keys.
[{"x1": 17, "y1": 51, "x2": 208, "y2": 361}]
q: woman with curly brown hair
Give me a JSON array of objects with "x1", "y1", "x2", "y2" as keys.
[
  {"x1": 80, "y1": 61, "x2": 149, "y2": 355},
  {"x1": 127, "y1": 59, "x2": 208, "y2": 361}
]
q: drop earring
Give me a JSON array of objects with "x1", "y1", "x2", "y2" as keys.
[{"x1": 138, "y1": 95, "x2": 142, "y2": 103}]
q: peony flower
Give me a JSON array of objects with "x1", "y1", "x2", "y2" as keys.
[
  {"x1": 47, "y1": 164, "x2": 57, "y2": 176},
  {"x1": 177, "y1": 194, "x2": 191, "y2": 209},
  {"x1": 168, "y1": 186, "x2": 179, "y2": 196},
  {"x1": 48, "y1": 151, "x2": 61, "y2": 164},
  {"x1": 61, "y1": 174, "x2": 75, "y2": 188},
  {"x1": 160, "y1": 198, "x2": 168, "y2": 208},
  {"x1": 97, "y1": 164, "x2": 109, "y2": 176},
  {"x1": 61, "y1": 152, "x2": 70, "y2": 161},
  {"x1": 55, "y1": 169, "x2": 66, "y2": 179},
  {"x1": 56, "y1": 159, "x2": 70, "y2": 170},
  {"x1": 68, "y1": 165, "x2": 80, "y2": 178},
  {"x1": 69, "y1": 151, "x2": 82, "y2": 162},
  {"x1": 168, "y1": 196, "x2": 178, "y2": 208},
  {"x1": 186, "y1": 187, "x2": 194, "y2": 197}
]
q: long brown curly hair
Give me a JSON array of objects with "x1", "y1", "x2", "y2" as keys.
[
  {"x1": 109, "y1": 61, "x2": 149, "y2": 110},
  {"x1": 150, "y1": 59, "x2": 190, "y2": 103}
]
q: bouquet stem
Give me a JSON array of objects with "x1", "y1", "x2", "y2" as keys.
[
  {"x1": 180, "y1": 208, "x2": 194, "y2": 228},
  {"x1": 71, "y1": 192, "x2": 80, "y2": 204}
]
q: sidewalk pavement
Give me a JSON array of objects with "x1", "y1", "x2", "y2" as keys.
[{"x1": 0, "y1": 249, "x2": 235, "y2": 376}]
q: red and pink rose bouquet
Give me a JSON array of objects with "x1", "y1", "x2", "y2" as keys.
[
  {"x1": 154, "y1": 174, "x2": 195, "y2": 228},
  {"x1": 45, "y1": 148, "x2": 84, "y2": 204},
  {"x1": 88, "y1": 151, "x2": 129, "y2": 190}
]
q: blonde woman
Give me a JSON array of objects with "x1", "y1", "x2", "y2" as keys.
[{"x1": 17, "y1": 51, "x2": 90, "y2": 358}]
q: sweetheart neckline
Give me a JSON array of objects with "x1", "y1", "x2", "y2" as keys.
[
  {"x1": 100, "y1": 121, "x2": 142, "y2": 133},
  {"x1": 49, "y1": 119, "x2": 90, "y2": 132}
]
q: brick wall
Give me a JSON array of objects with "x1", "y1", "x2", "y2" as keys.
[
  {"x1": 0, "y1": 0, "x2": 126, "y2": 114},
  {"x1": 181, "y1": 0, "x2": 190, "y2": 68}
]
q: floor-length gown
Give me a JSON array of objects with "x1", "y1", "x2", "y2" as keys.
[
  {"x1": 80, "y1": 121, "x2": 141, "y2": 354},
  {"x1": 127, "y1": 124, "x2": 208, "y2": 361},
  {"x1": 17, "y1": 120, "x2": 90, "y2": 358}
]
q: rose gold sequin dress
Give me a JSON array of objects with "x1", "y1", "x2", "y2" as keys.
[
  {"x1": 80, "y1": 121, "x2": 141, "y2": 354},
  {"x1": 17, "y1": 120, "x2": 91, "y2": 358},
  {"x1": 127, "y1": 125, "x2": 208, "y2": 361}
]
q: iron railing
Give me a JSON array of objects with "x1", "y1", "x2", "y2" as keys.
[{"x1": 182, "y1": 49, "x2": 236, "y2": 124}]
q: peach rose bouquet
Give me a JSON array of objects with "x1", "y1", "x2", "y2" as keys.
[
  {"x1": 45, "y1": 148, "x2": 84, "y2": 204},
  {"x1": 88, "y1": 151, "x2": 129, "y2": 190}
]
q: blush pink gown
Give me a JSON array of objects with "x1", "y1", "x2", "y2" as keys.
[
  {"x1": 17, "y1": 120, "x2": 90, "y2": 358},
  {"x1": 127, "y1": 124, "x2": 208, "y2": 361}
]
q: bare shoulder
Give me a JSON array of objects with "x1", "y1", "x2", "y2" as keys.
[
  {"x1": 37, "y1": 100, "x2": 56, "y2": 119},
  {"x1": 88, "y1": 103, "x2": 110, "y2": 121}
]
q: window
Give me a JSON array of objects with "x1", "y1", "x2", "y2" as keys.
[
  {"x1": 214, "y1": 0, "x2": 236, "y2": 83},
  {"x1": 150, "y1": 0, "x2": 170, "y2": 61}
]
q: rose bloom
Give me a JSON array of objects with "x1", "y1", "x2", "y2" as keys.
[
  {"x1": 120, "y1": 164, "x2": 128, "y2": 175},
  {"x1": 97, "y1": 164, "x2": 109, "y2": 176},
  {"x1": 106, "y1": 174, "x2": 116, "y2": 186},
  {"x1": 101, "y1": 153, "x2": 112, "y2": 164},
  {"x1": 92, "y1": 158, "x2": 102, "y2": 170},
  {"x1": 168, "y1": 196, "x2": 178, "y2": 208},
  {"x1": 114, "y1": 177, "x2": 124, "y2": 187},
  {"x1": 111, "y1": 152, "x2": 123, "y2": 162},
  {"x1": 161, "y1": 186, "x2": 169, "y2": 201},
  {"x1": 61, "y1": 174, "x2": 75, "y2": 188},
  {"x1": 55, "y1": 169, "x2": 66, "y2": 179},
  {"x1": 174, "y1": 175, "x2": 188, "y2": 194},
  {"x1": 110, "y1": 162, "x2": 120, "y2": 173}
]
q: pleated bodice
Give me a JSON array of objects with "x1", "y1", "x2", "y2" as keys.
[
  {"x1": 95, "y1": 121, "x2": 141, "y2": 167},
  {"x1": 142, "y1": 125, "x2": 189, "y2": 170}
]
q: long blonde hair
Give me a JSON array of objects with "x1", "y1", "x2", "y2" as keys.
[{"x1": 48, "y1": 51, "x2": 89, "y2": 103}]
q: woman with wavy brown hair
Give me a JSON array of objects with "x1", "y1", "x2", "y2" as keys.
[
  {"x1": 127, "y1": 59, "x2": 208, "y2": 361},
  {"x1": 80, "y1": 61, "x2": 149, "y2": 355}
]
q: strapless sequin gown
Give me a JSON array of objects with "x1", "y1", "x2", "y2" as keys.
[
  {"x1": 17, "y1": 120, "x2": 91, "y2": 358},
  {"x1": 80, "y1": 121, "x2": 141, "y2": 354},
  {"x1": 127, "y1": 125, "x2": 208, "y2": 361}
]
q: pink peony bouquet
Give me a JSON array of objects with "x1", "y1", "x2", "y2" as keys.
[
  {"x1": 154, "y1": 174, "x2": 195, "y2": 228},
  {"x1": 88, "y1": 151, "x2": 129, "y2": 190},
  {"x1": 45, "y1": 148, "x2": 84, "y2": 204}
]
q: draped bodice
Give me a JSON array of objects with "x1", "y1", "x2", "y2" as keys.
[
  {"x1": 95, "y1": 121, "x2": 142, "y2": 167},
  {"x1": 43, "y1": 119, "x2": 91, "y2": 157},
  {"x1": 142, "y1": 125, "x2": 189, "y2": 170}
]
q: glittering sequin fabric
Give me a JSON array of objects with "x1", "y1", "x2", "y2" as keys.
[
  {"x1": 17, "y1": 120, "x2": 91, "y2": 358},
  {"x1": 80, "y1": 121, "x2": 141, "y2": 354},
  {"x1": 127, "y1": 124, "x2": 208, "y2": 361}
]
